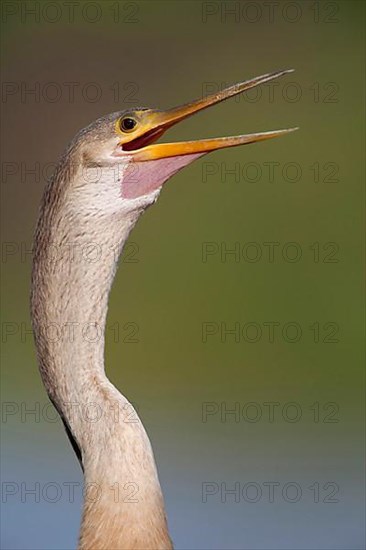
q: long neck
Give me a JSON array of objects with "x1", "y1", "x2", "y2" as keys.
[{"x1": 31, "y1": 171, "x2": 172, "y2": 549}]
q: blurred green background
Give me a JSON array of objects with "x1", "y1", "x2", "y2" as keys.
[{"x1": 1, "y1": 1, "x2": 364, "y2": 549}]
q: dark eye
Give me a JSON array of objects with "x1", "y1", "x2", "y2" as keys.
[{"x1": 120, "y1": 117, "x2": 137, "y2": 132}]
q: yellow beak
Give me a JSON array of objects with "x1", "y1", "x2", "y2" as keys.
[{"x1": 125, "y1": 69, "x2": 298, "y2": 161}]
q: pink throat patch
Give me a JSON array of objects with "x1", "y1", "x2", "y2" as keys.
[{"x1": 121, "y1": 153, "x2": 205, "y2": 199}]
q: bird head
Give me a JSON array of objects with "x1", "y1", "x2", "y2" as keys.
[{"x1": 66, "y1": 70, "x2": 297, "y2": 213}]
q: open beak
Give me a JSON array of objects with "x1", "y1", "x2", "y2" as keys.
[{"x1": 123, "y1": 69, "x2": 298, "y2": 161}]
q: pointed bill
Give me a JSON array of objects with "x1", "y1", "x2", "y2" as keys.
[{"x1": 119, "y1": 69, "x2": 297, "y2": 161}]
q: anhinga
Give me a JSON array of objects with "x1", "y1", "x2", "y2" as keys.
[{"x1": 31, "y1": 69, "x2": 296, "y2": 549}]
